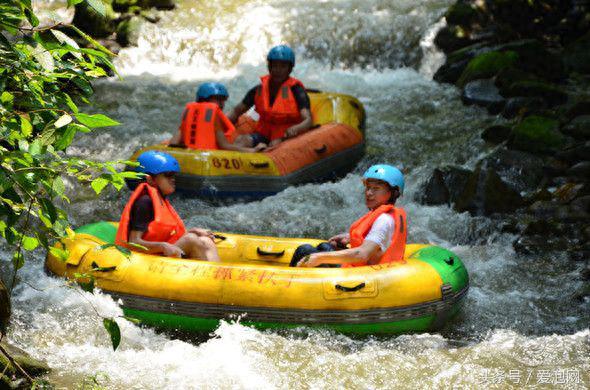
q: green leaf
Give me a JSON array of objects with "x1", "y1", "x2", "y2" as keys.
[
  {"x1": 50, "y1": 30, "x2": 82, "y2": 60},
  {"x1": 69, "y1": 24, "x2": 115, "y2": 57},
  {"x1": 72, "y1": 76, "x2": 93, "y2": 96},
  {"x1": 76, "y1": 113, "x2": 120, "y2": 128},
  {"x1": 22, "y1": 236, "x2": 39, "y2": 251},
  {"x1": 103, "y1": 318, "x2": 121, "y2": 351},
  {"x1": 74, "y1": 273, "x2": 95, "y2": 292},
  {"x1": 67, "y1": 0, "x2": 84, "y2": 6},
  {"x1": 31, "y1": 44, "x2": 55, "y2": 72},
  {"x1": 24, "y1": 7, "x2": 39, "y2": 28},
  {"x1": 54, "y1": 114, "x2": 72, "y2": 129},
  {"x1": 55, "y1": 124, "x2": 77, "y2": 150},
  {"x1": 1, "y1": 91, "x2": 14, "y2": 107},
  {"x1": 61, "y1": 93, "x2": 79, "y2": 113},
  {"x1": 12, "y1": 251, "x2": 24, "y2": 270},
  {"x1": 29, "y1": 139, "x2": 43, "y2": 156},
  {"x1": 90, "y1": 177, "x2": 109, "y2": 195},
  {"x1": 86, "y1": 0, "x2": 107, "y2": 17},
  {"x1": 49, "y1": 246, "x2": 69, "y2": 262},
  {"x1": 52, "y1": 177, "x2": 65, "y2": 197},
  {"x1": 20, "y1": 116, "x2": 33, "y2": 137}
]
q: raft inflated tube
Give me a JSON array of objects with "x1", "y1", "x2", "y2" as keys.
[
  {"x1": 127, "y1": 91, "x2": 366, "y2": 198},
  {"x1": 45, "y1": 222, "x2": 469, "y2": 335}
]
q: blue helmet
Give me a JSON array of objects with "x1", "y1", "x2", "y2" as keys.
[
  {"x1": 196, "y1": 82, "x2": 229, "y2": 100},
  {"x1": 362, "y1": 164, "x2": 404, "y2": 194},
  {"x1": 267, "y1": 45, "x2": 295, "y2": 66},
  {"x1": 137, "y1": 150, "x2": 180, "y2": 175}
]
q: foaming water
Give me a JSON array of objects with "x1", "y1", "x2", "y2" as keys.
[{"x1": 6, "y1": 0, "x2": 590, "y2": 387}]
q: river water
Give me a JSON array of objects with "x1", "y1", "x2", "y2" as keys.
[{"x1": 5, "y1": 0, "x2": 589, "y2": 388}]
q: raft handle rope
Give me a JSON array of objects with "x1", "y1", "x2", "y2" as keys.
[
  {"x1": 257, "y1": 248, "x2": 285, "y2": 257},
  {"x1": 249, "y1": 162, "x2": 270, "y2": 169},
  {"x1": 335, "y1": 282, "x2": 366, "y2": 292}
]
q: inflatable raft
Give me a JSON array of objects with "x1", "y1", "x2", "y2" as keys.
[
  {"x1": 128, "y1": 91, "x2": 366, "y2": 199},
  {"x1": 45, "y1": 222, "x2": 469, "y2": 335}
]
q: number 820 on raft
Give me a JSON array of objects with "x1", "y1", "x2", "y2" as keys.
[{"x1": 211, "y1": 157, "x2": 242, "y2": 170}]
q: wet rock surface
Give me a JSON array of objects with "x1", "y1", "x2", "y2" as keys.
[{"x1": 430, "y1": 0, "x2": 590, "y2": 277}]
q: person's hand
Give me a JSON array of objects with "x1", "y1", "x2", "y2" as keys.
[
  {"x1": 188, "y1": 228, "x2": 215, "y2": 240},
  {"x1": 251, "y1": 143, "x2": 267, "y2": 152},
  {"x1": 161, "y1": 243, "x2": 184, "y2": 258},
  {"x1": 296, "y1": 254, "x2": 320, "y2": 267},
  {"x1": 285, "y1": 127, "x2": 298, "y2": 138},
  {"x1": 328, "y1": 233, "x2": 349, "y2": 248}
]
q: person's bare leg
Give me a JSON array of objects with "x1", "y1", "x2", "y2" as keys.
[
  {"x1": 233, "y1": 134, "x2": 253, "y2": 147},
  {"x1": 176, "y1": 233, "x2": 220, "y2": 261}
]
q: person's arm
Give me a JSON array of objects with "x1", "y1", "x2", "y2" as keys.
[
  {"x1": 128, "y1": 230, "x2": 184, "y2": 257},
  {"x1": 215, "y1": 129, "x2": 265, "y2": 152},
  {"x1": 297, "y1": 240, "x2": 381, "y2": 267},
  {"x1": 169, "y1": 128, "x2": 182, "y2": 145},
  {"x1": 227, "y1": 87, "x2": 257, "y2": 123},
  {"x1": 284, "y1": 108, "x2": 312, "y2": 139}
]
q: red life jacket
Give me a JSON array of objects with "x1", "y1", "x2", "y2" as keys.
[
  {"x1": 179, "y1": 102, "x2": 235, "y2": 150},
  {"x1": 115, "y1": 183, "x2": 186, "y2": 246},
  {"x1": 345, "y1": 204, "x2": 407, "y2": 267},
  {"x1": 254, "y1": 75, "x2": 304, "y2": 141}
]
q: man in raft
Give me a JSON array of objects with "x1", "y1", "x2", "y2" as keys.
[
  {"x1": 116, "y1": 151, "x2": 220, "y2": 261},
  {"x1": 294, "y1": 164, "x2": 407, "y2": 267},
  {"x1": 170, "y1": 82, "x2": 266, "y2": 152},
  {"x1": 227, "y1": 45, "x2": 313, "y2": 148}
]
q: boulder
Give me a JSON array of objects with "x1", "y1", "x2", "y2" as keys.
[
  {"x1": 149, "y1": 0, "x2": 175, "y2": 10},
  {"x1": 434, "y1": 26, "x2": 474, "y2": 53},
  {"x1": 454, "y1": 163, "x2": 525, "y2": 215},
  {"x1": 445, "y1": 2, "x2": 482, "y2": 26},
  {"x1": 0, "y1": 279, "x2": 9, "y2": 331},
  {"x1": 457, "y1": 51, "x2": 518, "y2": 86},
  {"x1": 501, "y1": 96, "x2": 547, "y2": 119},
  {"x1": 562, "y1": 115, "x2": 590, "y2": 140},
  {"x1": 563, "y1": 99, "x2": 590, "y2": 121},
  {"x1": 494, "y1": 67, "x2": 539, "y2": 93},
  {"x1": 555, "y1": 141, "x2": 590, "y2": 164},
  {"x1": 508, "y1": 115, "x2": 565, "y2": 154},
  {"x1": 116, "y1": 15, "x2": 143, "y2": 47},
  {"x1": 433, "y1": 58, "x2": 470, "y2": 84},
  {"x1": 461, "y1": 78, "x2": 506, "y2": 113},
  {"x1": 570, "y1": 194, "x2": 590, "y2": 214},
  {"x1": 564, "y1": 31, "x2": 590, "y2": 74},
  {"x1": 553, "y1": 182, "x2": 590, "y2": 203},
  {"x1": 567, "y1": 161, "x2": 590, "y2": 179},
  {"x1": 418, "y1": 166, "x2": 472, "y2": 206},
  {"x1": 481, "y1": 124, "x2": 511, "y2": 144},
  {"x1": 72, "y1": 1, "x2": 117, "y2": 38},
  {"x1": 481, "y1": 148, "x2": 545, "y2": 193},
  {"x1": 0, "y1": 342, "x2": 50, "y2": 377},
  {"x1": 502, "y1": 80, "x2": 568, "y2": 106}
]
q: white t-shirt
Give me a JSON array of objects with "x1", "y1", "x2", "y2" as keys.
[{"x1": 364, "y1": 214, "x2": 395, "y2": 252}]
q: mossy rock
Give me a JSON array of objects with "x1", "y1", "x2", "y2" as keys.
[
  {"x1": 564, "y1": 31, "x2": 590, "y2": 74},
  {"x1": 116, "y1": 16, "x2": 143, "y2": 46},
  {"x1": 508, "y1": 115, "x2": 565, "y2": 154},
  {"x1": 0, "y1": 342, "x2": 50, "y2": 377},
  {"x1": 72, "y1": 1, "x2": 116, "y2": 38},
  {"x1": 503, "y1": 80, "x2": 568, "y2": 106},
  {"x1": 457, "y1": 50, "x2": 518, "y2": 87},
  {"x1": 562, "y1": 115, "x2": 590, "y2": 140},
  {"x1": 495, "y1": 67, "x2": 539, "y2": 94},
  {"x1": 445, "y1": 2, "x2": 481, "y2": 26}
]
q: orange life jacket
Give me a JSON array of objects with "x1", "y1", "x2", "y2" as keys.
[
  {"x1": 345, "y1": 204, "x2": 407, "y2": 267},
  {"x1": 115, "y1": 182, "x2": 186, "y2": 246},
  {"x1": 179, "y1": 102, "x2": 235, "y2": 150},
  {"x1": 254, "y1": 75, "x2": 304, "y2": 141}
]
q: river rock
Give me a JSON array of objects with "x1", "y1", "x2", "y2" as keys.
[
  {"x1": 495, "y1": 67, "x2": 539, "y2": 93},
  {"x1": 434, "y1": 25, "x2": 474, "y2": 54},
  {"x1": 553, "y1": 182, "x2": 590, "y2": 203},
  {"x1": 481, "y1": 148, "x2": 545, "y2": 193},
  {"x1": 502, "y1": 80, "x2": 568, "y2": 106},
  {"x1": 570, "y1": 195, "x2": 590, "y2": 214},
  {"x1": 72, "y1": 1, "x2": 117, "y2": 38},
  {"x1": 0, "y1": 342, "x2": 50, "y2": 377},
  {"x1": 501, "y1": 96, "x2": 547, "y2": 119},
  {"x1": 481, "y1": 124, "x2": 511, "y2": 144},
  {"x1": 461, "y1": 79, "x2": 506, "y2": 113},
  {"x1": 454, "y1": 163, "x2": 524, "y2": 215},
  {"x1": 0, "y1": 279, "x2": 9, "y2": 332},
  {"x1": 555, "y1": 141, "x2": 590, "y2": 164},
  {"x1": 149, "y1": 0, "x2": 176, "y2": 10},
  {"x1": 564, "y1": 31, "x2": 590, "y2": 74},
  {"x1": 418, "y1": 166, "x2": 472, "y2": 206},
  {"x1": 445, "y1": 2, "x2": 482, "y2": 26},
  {"x1": 566, "y1": 161, "x2": 590, "y2": 179},
  {"x1": 116, "y1": 16, "x2": 143, "y2": 47},
  {"x1": 433, "y1": 57, "x2": 470, "y2": 84},
  {"x1": 457, "y1": 51, "x2": 518, "y2": 87},
  {"x1": 507, "y1": 115, "x2": 565, "y2": 154},
  {"x1": 562, "y1": 115, "x2": 590, "y2": 140},
  {"x1": 564, "y1": 99, "x2": 590, "y2": 121}
]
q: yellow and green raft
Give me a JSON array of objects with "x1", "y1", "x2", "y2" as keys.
[
  {"x1": 128, "y1": 91, "x2": 366, "y2": 199},
  {"x1": 46, "y1": 222, "x2": 469, "y2": 335}
]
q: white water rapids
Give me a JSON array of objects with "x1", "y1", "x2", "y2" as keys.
[{"x1": 4, "y1": 0, "x2": 588, "y2": 387}]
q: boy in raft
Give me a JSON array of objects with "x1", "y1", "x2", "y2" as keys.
[
  {"x1": 116, "y1": 151, "x2": 220, "y2": 261},
  {"x1": 170, "y1": 82, "x2": 266, "y2": 152},
  {"x1": 293, "y1": 164, "x2": 407, "y2": 267},
  {"x1": 227, "y1": 45, "x2": 313, "y2": 148}
]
